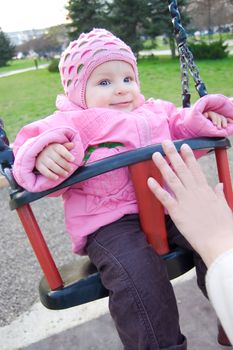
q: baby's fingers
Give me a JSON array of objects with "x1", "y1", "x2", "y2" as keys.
[
  {"x1": 63, "y1": 142, "x2": 75, "y2": 151},
  {"x1": 36, "y1": 162, "x2": 59, "y2": 180},
  {"x1": 217, "y1": 115, "x2": 233, "y2": 128},
  {"x1": 205, "y1": 111, "x2": 228, "y2": 129},
  {"x1": 226, "y1": 117, "x2": 233, "y2": 124},
  {"x1": 54, "y1": 143, "x2": 75, "y2": 162}
]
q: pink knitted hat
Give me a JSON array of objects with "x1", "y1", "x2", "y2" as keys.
[{"x1": 59, "y1": 28, "x2": 139, "y2": 109}]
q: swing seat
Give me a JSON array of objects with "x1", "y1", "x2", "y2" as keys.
[
  {"x1": 1, "y1": 137, "x2": 233, "y2": 310},
  {"x1": 39, "y1": 258, "x2": 109, "y2": 310},
  {"x1": 39, "y1": 248, "x2": 194, "y2": 310}
]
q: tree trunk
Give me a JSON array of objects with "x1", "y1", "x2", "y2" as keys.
[{"x1": 169, "y1": 36, "x2": 176, "y2": 58}]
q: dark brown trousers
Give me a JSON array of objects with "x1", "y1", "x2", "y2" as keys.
[{"x1": 86, "y1": 214, "x2": 207, "y2": 350}]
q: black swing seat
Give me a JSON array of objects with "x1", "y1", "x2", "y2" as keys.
[
  {"x1": 1, "y1": 136, "x2": 232, "y2": 310},
  {"x1": 39, "y1": 258, "x2": 109, "y2": 310},
  {"x1": 39, "y1": 248, "x2": 194, "y2": 310}
]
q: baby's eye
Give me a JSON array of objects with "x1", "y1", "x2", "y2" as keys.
[
  {"x1": 99, "y1": 79, "x2": 110, "y2": 86},
  {"x1": 124, "y1": 76, "x2": 133, "y2": 83}
]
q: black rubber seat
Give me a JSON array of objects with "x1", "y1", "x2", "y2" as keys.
[{"x1": 39, "y1": 248, "x2": 194, "y2": 310}]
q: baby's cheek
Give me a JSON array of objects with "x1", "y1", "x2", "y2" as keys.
[{"x1": 134, "y1": 93, "x2": 144, "y2": 109}]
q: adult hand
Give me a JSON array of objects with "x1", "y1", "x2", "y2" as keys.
[{"x1": 147, "y1": 140, "x2": 233, "y2": 267}]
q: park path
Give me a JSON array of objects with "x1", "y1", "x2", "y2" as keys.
[{"x1": 0, "y1": 63, "x2": 48, "y2": 78}]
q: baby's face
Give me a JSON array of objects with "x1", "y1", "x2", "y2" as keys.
[{"x1": 85, "y1": 61, "x2": 140, "y2": 112}]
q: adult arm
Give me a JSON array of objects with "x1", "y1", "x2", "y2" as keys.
[{"x1": 206, "y1": 249, "x2": 233, "y2": 345}]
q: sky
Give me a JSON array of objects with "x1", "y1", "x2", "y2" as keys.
[{"x1": 0, "y1": 0, "x2": 69, "y2": 32}]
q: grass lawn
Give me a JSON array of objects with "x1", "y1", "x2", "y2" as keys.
[
  {"x1": 139, "y1": 56, "x2": 233, "y2": 103},
  {"x1": 1, "y1": 56, "x2": 233, "y2": 142},
  {"x1": 0, "y1": 69, "x2": 62, "y2": 141}
]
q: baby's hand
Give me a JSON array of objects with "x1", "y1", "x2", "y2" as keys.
[
  {"x1": 204, "y1": 111, "x2": 233, "y2": 129},
  {"x1": 35, "y1": 142, "x2": 75, "y2": 180}
]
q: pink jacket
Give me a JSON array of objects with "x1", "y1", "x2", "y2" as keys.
[{"x1": 13, "y1": 94, "x2": 233, "y2": 254}]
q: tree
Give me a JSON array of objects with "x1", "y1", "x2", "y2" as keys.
[
  {"x1": 65, "y1": 0, "x2": 190, "y2": 57},
  {"x1": 66, "y1": 0, "x2": 150, "y2": 54},
  {"x1": 16, "y1": 25, "x2": 68, "y2": 57},
  {"x1": 148, "y1": 0, "x2": 190, "y2": 58},
  {"x1": 106, "y1": 0, "x2": 149, "y2": 55},
  {"x1": 0, "y1": 29, "x2": 15, "y2": 66},
  {"x1": 108, "y1": 0, "x2": 189, "y2": 58},
  {"x1": 66, "y1": 0, "x2": 109, "y2": 40},
  {"x1": 187, "y1": 0, "x2": 233, "y2": 33}
]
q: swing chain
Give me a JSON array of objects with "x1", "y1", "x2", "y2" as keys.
[
  {"x1": 168, "y1": 0, "x2": 187, "y2": 47},
  {"x1": 179, "y1": 44, "x2": 208, "y2": 100},
  {"x1": 168, "y1": 0, "x2": 208, "y2": 106},
  {"x1": 179, "y1": 52, "x2": 190, "y2": 107}
]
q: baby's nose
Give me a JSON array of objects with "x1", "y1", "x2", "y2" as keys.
[{"x1": 115, "y1": 83, "x2": 128, "y2": 95}]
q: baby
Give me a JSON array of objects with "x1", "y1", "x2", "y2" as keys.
[{"x1": 13, "y1": 28, "x2": 233, "y2": 349}]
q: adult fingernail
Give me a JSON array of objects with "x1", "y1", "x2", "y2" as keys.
[
  {"x1": 181, "y1": 143, "x2": 191, "y2": 152},
  {"x1": 163, "y1": 140, "x2": 173, "y2": 147}
]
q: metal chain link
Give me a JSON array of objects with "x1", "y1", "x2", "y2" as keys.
[
  {"x1": 179, "y1": 51, "x2": 190, "y2": 107},
  {"x1": 179, "y1": 45, "x2": 207, "y2": 98},
  {"x1": 168, "y1": 0, "x2": 208, "y2": 106},
  {"x1": 168, "y1": 0, "x2": 187, "y2": 47}
]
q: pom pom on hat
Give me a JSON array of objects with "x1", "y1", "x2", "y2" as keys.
[{"x1": 59, "y1": 28, "x2": 139, "y2": 109}]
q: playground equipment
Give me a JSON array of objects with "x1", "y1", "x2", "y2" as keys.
[
  {"x1": 0, "y1": 134, "x2": 233, "y2": 309},
  {"x1": 0, "y1": 1, "x2": 232, "y2": 312}
]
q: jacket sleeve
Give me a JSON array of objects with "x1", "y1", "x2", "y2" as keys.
[
  {"x1": 206, "y1": 249, "x2": 233, "y2": 345},
  {"x1": 13, "y1": 121, "x2": 84, "y2": 193},
  {"x1": 166, "y1": 94, "x2": 233, "y2": 139}
]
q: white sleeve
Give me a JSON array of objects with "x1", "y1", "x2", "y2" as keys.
[{"x1": 206, "y1": 248, "x2": 233, "y2": 344}]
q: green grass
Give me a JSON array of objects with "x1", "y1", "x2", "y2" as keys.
[
  {"x1": 1, "y1": 56, "x2": 233, "y2": 141},
  {"x1": 0, "y1": 69, "x2": 62, "y2": 140},
  {"x1": 139, "y1": 56, "x2": 233, "y2": 103},
  {"x1": 0, "y1": 58, "x2": 47, "y2": 74}
]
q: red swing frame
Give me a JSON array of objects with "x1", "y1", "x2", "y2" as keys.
[{"x1": 12, "y1": 138, "x2": 233, "y2": 294}]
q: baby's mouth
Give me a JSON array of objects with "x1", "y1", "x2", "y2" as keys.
[{"x1": 110, "y1": 101, "x2": 132, "y2": 107}]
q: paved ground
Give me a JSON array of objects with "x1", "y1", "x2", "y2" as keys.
[
  {"x1": 20, "y1": 277, "x2": 228, "y2": 350},
  {"x1": 0, "y1": 64, "x2": 49, "y2": 78},
  {"x1": 0, "y1": 140, "x2": 233, "y2": 349}
]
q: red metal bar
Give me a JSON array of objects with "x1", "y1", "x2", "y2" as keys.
[
  {"x1": 215, "y1": 148, "x2": 233, "y2": 211},
  {"x1": 16, "y1": 205, "x2": 64, "y2": 290},
  {"x1": 129, "y1": 160, "x2": 170, "y2": 255}
]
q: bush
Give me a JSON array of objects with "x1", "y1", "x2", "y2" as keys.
[
  {"x1": 48, "y1": 58, "x2": 59, "y2": 72},
  {"x1": 188, "y1": 40, "x2": 228, "y2": 60}
]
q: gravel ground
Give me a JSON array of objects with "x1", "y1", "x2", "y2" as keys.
[
  {"x1": 0, "y1": 190, "x2": 75, "y2": 327},
  {"x1": 0, "y1": 136, "x2": 232, "y2": 328}
]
